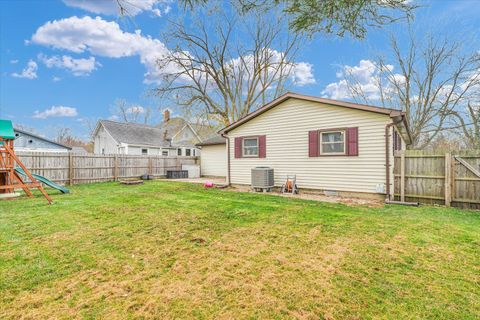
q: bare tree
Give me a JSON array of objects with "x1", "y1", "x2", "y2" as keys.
[
  {"x1": 55, "y1": 127, "x2": 93, "y2": 152},
  {"x1": 154, "y1": 5, "x2": 305, "y2": 126},
  {"x1": 451, "y1": 103, "x2": 480, "y2": 149},
  {"x1": 340, "y1": 30, "x2": 480, "y2": 148},
  {"x1": 112, "y1": 99, "x2": 152, "y2": 124}
]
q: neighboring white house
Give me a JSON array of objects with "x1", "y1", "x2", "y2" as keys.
[
  {"x1": 92, "y1": 120, "x2": 177, "y2": 155},
  {"x1": 218, "y1": 92, "x2": 411, "y2": 199},
  {"x1": 92, "y1": 110, "x2": 216, "y2": 156},
  {"x1": 13, "y1": 128, "x2": 72, "y2": 152},
  {"x1": 196, "y1": 136, "x2": 227, "y2": 177}
]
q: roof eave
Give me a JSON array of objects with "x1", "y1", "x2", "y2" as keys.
[{"x1": 219, "y1": 93, "x2": 402, "y2": 134}]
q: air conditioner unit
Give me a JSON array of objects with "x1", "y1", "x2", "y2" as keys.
[{"x1": 251, "y1": 167, "x2": 274, "y2": 192}]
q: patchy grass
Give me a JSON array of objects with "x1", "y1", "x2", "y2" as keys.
[{"x1": 0, "y1": 181, "x2": 479, "y2": 319}]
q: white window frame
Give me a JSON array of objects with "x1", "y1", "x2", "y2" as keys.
[
  {"x1": 320, "y1": 130, "x2": 346, "y2": 155},
  {"x1": 141, "y1": 148, "x2": 148, "y2": 155},
  {"x1": 242, "y1": 137, "x2": 259, "y2": 157},
  {"x1": 162, "y1": 150, "x2": 169, "y2": 156}
]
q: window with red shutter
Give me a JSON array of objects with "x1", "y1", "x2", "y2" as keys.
[
  {"x1": 234, "y1": 136, "x2": 265, "y2": 158},
  {"x1": 312, "y1": 127, "x2": 358, "y2": 157}
]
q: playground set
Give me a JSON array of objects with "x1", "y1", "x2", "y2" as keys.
[{"x1": 0, "y1": 120, "x2": 69, "y2": 204}]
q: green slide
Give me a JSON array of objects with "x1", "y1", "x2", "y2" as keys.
[{"x1": 15, "y1": 167, "x2": 70, "y2": 194}]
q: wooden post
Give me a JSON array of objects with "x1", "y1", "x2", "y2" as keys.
[
  {"x1": 451, "y1": 156, "x2": 456, "y2": 203},
  {"x1": 68, "y1": 152, "x2": 74, "y2": 186},
  {"x1": 148, "y1": 157, "x2": 153, "y2": 176},
  {"x1": 445, "y1": 152, "x2": 452, "y2": 207},
  {"x1": 113, "y1": 155, "x2": 118, "y2": 181},
  {"x1": 400, "y1": 151, "x2": 405, "y2": 202}
]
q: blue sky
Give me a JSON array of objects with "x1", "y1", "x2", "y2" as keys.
[{"x1": 1, "y1": 0, "x2": 479, "y2": 140}]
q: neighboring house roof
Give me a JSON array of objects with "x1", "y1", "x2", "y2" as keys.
[
  {"x1": 14, "y1": 128, "x2": 72, "y2": 150},
  {"x1": 219, "y1": 93, "x2": 411, "y2": 142},
  {"x1": 156, "y1": 117, "x2": 217, "y2": 146},
  {"x1": 97, "y1": 120, "x2": 171, "y2": 147},
  {"x1": 196, "y1": 135, "x2": 226, "y2": 146}
]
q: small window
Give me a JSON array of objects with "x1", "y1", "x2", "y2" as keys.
[
  {"x1": 142, "y1": 149, "x2": 148, "y2": 155},
  {"x1": 101, "y1": 148, "x2": 105, "y2": 155},
  {"x1": 28, "y1": 139, "x2": 33, "y2": 144},
  {"x1": 242, "y1": 138, "x2": 258, "y2": 157},
  {"x1": 15, "y1": 133, "x2": 19, "y2": 137},
  {"x1": 185, "y1": 149, "x2": 191, "y2": 156},
  {"x1": 177, "y1": 148, "x2": 182, "y2": 156},
  {"x1": 192, "y1": 149, "x2": 196, "y2": 156},
  {"x1": 320, "y1": 130, "x2": 345, "y2": 155},
  {"x1": 162, "y1": 150, "x2": 168, "y2": 156}
]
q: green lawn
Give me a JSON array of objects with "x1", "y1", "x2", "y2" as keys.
[{"x1": 0, "y1": 181, "x2": 479, "y2": 319}]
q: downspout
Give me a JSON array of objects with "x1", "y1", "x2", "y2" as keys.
[
  {"x1": 385, "y1": 117, "x2": 404, "y2": 201},
  {"x1": 221, "y1": 133, "x2": 231, "y2": 186}
]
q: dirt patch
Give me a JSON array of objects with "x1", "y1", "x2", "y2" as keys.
[{"x1": 226, "y1": 184, "x2": 383, "y2": 207}]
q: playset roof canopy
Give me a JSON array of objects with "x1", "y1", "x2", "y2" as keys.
[{"x1": 0, "y1": 120, "x2": 15, "y2": 140}]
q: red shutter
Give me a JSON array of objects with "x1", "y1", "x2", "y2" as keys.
[
  {"x1": 258, "y1": 135, "x2": 266, "y2": 158},
  {"x1": 347, "y1": 127, "x2": 359, "y2": 156},
  {"x1": 234, "y1": 137, "x2": 243, "y2": 158},
  {"x1": 308, "y1": 130, "x2": 319, "y2": 157}
]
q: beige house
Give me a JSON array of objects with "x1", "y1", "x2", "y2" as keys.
[{"x1": 218, "y1": 93, "x2": 411, "y2": 199}]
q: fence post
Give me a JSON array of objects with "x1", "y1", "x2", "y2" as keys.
[
  {"x1": 148, "y1": 157, "x2": 153, "y2": 175},
  {"x1": 68, "y1": 152, "x2": 74, "y2": 186},
  {"x1": 113, "y1": 155, "x2": 118, "y2": 181},
  {"x1": 400, "y1": 151, "x2": 405, "y2": 202},
  {"x1": 445, "y1": 152, "x2": 452, "y2": 207}
]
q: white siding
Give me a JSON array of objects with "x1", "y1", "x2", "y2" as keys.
[
  {"x1": 200, "y1": 144, "x2": 227, "y2": 177},
  {"x1": 93, "y1": 126, "x2": 118, "y2": 154},
  {"x1": 227, "y1": 98, "x2": 394, "y2": 194}
]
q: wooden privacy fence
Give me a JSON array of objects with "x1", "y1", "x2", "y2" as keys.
[
  {"x1": 16, "y1": 152, "x2": 199, "y2": 185},
  {"x1": 394, "y1": 150, "x2": 480, "y2": 209}
]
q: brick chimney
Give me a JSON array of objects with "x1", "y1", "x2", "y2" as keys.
[{"x1": 163, "y1": 109, "x2": 170, "y2": 122}]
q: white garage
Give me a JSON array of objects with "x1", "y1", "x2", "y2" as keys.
[{"x1": 197, "y1": 136, "x2": 227, "y2": 177}]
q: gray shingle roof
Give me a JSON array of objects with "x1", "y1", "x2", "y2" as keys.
[
  {"x1": 196, "y1": 135, "x2": 226, "y2": 146},
  {"x1": 99, "y1": 120, "x2": 171, "y2": 147},
  {"x1": 156, "y1": 117, "x2": 218, "y2": 145}
]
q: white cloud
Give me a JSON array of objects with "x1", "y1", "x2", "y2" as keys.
[
  {"x1": 225, "y1": 48, "x2": 315, "y2": 89},
  {"x1": 10, "y1": 59, "x2": 18, "y2": 64},
  {"x1": 31, "y1": 16, "x2": 170, "y2": 83},
  {"x1": 293, "y1": 62, "x2": 316, "y2": 86},
  {"x1": 12, "y1": 60, "x2": 38, "y2": 79},
  {"x1": 322, "y1": 59, "x2": 403, "y2": 100},
  {"x1": 33, "y1": 106, "x2": 78, "y2": 119},
  {"x1": 125, "y1": 106, "x2": 145, "y2": 114},
  {"x1": 62, "y1": 0, "x2": 170, "y2": 16},
  {"x1": 52, "y1": 76, "x2": 62, "y2": 82},
  {"x1": 38, "y1": 54, "x2": 99, "y2": 76},
  {"x1": 30, "y1": 16, "x2": 314, "y2": 86}
]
